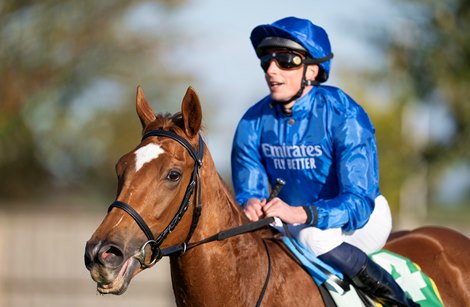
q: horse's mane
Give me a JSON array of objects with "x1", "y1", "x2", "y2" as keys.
[
  {"x1": 146, "y1": 112, "x2": 207, "y2": 137},
  {"x1": 144, "y1": 112, "x2": 182, "y2": 133},
  {"x1": 216, "y1": 172, "x2": 239, "y2": 207},
  {"x1": 215, "y1": 171, "x2": 280, "y2": 238}
]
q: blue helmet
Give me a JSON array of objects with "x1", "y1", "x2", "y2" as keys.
[{"x1": 250, "y1": 17, "x2": 333, "y2": 82}]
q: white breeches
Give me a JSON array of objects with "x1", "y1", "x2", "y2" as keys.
[{"x1": 273, "y1": 195, "x2": 392, "y2": 256}]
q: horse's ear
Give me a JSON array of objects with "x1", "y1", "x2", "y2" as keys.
[
  {"x1": 181, "y1": 86, "x2": 202, "y2": 137},
  {"x1": 136, "y1": 85, "x2": 156, "y2": 128}
]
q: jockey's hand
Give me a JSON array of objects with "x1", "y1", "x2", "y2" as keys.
[
  {"x1": 263, "y1": 197, "x2": 307, "y2": 225},
  {"x1": 243, "y1": 198, "x2": 266, "y2": 222}
]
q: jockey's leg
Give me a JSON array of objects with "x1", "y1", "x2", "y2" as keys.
[
  {"x1": 343, "y1": 195, "x2": 392, "y2": 254},
  {"x1": 293, "y1": 196, "x2": 418, "y2": 306},
  {"x1": 318, "y1": 242, "x2": 418, "y2": 307}
]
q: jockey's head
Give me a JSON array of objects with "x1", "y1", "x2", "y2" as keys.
[{"x1": 250, "y1": 17, "x2": 334, "y2": 104}]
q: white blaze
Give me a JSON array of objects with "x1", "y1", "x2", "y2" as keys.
[{"x1": 134, "y1": 143, "x2": 164, "y2": 171}]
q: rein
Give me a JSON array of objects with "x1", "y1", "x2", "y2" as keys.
[
  {"x1": 161, "y1": 217, "x2": 276, "y2": 256},
  {"x1": 108, "y1": 129, "x2": 204, "y2": 268},
  {"x1": 161, "y1": 179, "x2": 286, "y2": 256}
]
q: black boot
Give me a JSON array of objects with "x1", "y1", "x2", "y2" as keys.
[{"x1": 352, "y1": 257, "x2": 419, "y2": 307}]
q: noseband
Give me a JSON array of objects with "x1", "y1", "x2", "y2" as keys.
[{"x1": 108, "y1": 129, "x2": 204, "y2": 268}]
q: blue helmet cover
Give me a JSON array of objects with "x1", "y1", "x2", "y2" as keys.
[{"x1": 250, "y1": 17, "x2": 333, "y2": 78}]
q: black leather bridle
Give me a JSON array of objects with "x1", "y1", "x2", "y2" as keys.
[{"x1": 108, "y1": 129, "x2": 204, "y2": 268}]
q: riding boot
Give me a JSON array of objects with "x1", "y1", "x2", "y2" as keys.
[
  {"x1": 318, "y1": 243, "x2": 418, "y2": 307},
  {"x1": 352, "y1": 257, "x2": 419, "y2": 307}
]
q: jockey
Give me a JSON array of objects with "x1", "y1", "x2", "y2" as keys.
[{"x1": 231, "y1": 16, "x2": 417, "y2": 306}]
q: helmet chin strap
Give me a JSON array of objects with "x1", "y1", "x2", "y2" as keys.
[{"x1": 273, "y1": 65, "x2": 319, "y2": 116}]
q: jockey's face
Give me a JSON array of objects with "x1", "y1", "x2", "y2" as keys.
[{"x1": 262, "y1": 49, "x2": 318, "y2": 103}]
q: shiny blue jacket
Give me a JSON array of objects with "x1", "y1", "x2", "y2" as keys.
[{"x1": 231, "y1": 86, "x2": 381, "y2": 231}]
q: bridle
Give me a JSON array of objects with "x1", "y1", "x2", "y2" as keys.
[{"x1": 108, "y1": 129, "x2": 204, "y2": 268}]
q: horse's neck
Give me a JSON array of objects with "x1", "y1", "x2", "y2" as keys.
[
  {"x1": 198, "y1": 174, "x2": 245, "y2": 236},
  {"x1": 169, "y1": 198, "x2": 264, "y2": 306},
  {"x1": 196, "y1": 150, "x2": 246, "y2": 239},
  {"x1": 169, "y1": 152, "x2": 265, "y2": 304}
]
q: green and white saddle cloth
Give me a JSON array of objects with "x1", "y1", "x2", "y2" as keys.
[
  {"x1": 283, "y1": 236, "x2": 444, "y2": 306},
  {"x1": 368, "y1": 250, "x2": 443, "y2": 306}
]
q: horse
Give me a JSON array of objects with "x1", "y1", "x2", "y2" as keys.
[{"x1": 85, "y1": 86, "x2": 470, "y2": 306}]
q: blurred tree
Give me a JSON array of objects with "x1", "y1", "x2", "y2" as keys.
[
  {"x1": 0, "y1": 0, "x2": 192, "y2": 202},
  {"x1": 367, "y1": 0, "x2": 470, "y2": 211}
]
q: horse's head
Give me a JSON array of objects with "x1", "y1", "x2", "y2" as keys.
[{"x1": 84, "y1": 86, "x2": 205, "y2": 295}]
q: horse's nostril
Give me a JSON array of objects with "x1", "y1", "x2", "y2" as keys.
[
  {"x1": 84, "y1": 240, "x2": 100, "y2": 271},
  {"x1": 98, "y1": 244, "x2": 124, "y2": 268},
  {"x1": 84, "y1": 252, "x2": 93, "y2": 271}
]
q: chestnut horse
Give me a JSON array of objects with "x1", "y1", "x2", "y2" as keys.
[{"x1": 85, "y1": 86, "x2": 470, "y2": 306}]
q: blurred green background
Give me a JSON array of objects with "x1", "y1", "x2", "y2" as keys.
[{"x1": 0, "y1": 0, "x2": 468, "y2": 306}]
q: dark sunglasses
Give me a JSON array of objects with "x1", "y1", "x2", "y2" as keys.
[{"x1": 259, "y1": 52, "x2": 304, "y2": 72}]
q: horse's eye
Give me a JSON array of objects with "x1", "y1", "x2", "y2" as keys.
[{"x1": 167, "y1": 170, "x2": 181, "y2": 182}]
